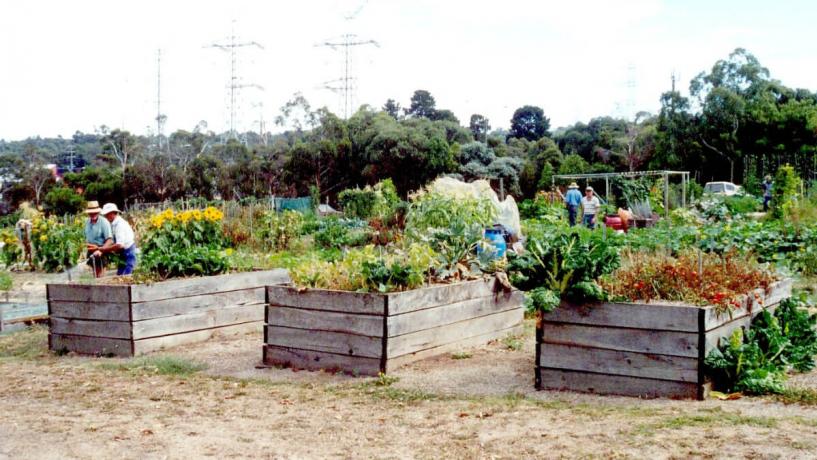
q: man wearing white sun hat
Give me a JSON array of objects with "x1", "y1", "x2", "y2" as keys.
[{"x1": 99, "y1": 203, "x2": 137, "y2": 275}]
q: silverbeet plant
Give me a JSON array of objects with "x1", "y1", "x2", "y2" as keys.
[{"x1": 508, "y1": 227, "x2": 620, "y2": 314}]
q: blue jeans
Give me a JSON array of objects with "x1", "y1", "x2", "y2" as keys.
[
  {"x1": 583, "y1": 213, "x2": 596, "y2": 229},
  {"x1": 117, "y1": 245, "x2": 137, "y2": 275},
  {"x1": 567, "y1": 205, "x2": 578, "y2": 227},
  {"x1": 763, "y1": 195, "x2": 771, "y2": 212}
]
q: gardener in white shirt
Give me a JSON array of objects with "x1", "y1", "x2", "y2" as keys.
[
  {"x1": 99, "y1": 203, "x2": 137, "y2": 275},
  {"x1": 581, "y1": 186, "x2": 601, "y2": 229}
]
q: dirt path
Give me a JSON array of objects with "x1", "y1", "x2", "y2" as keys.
[{"x1": 2, "y1": 325, "x2": 817, "y2": 459}]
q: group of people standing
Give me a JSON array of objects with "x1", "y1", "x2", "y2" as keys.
[
  {"x1": 563, "y1": 182, "x2": 601, "y2": 229},
  {"x1": 83, "y1": 201, "x2": 136, "y2": 277}
]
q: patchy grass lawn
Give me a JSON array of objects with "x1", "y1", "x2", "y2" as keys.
[{"x1": 2, "y1": 325, "x2": 817, "y2": 458}]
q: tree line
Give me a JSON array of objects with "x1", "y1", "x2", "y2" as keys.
[{"x1": 1, "y1": 48, "x2": 816, "y2": 215}]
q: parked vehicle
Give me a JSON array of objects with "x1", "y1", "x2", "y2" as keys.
[{"x1": 704, "y1": 181, "x2": 742, "y2": 196}]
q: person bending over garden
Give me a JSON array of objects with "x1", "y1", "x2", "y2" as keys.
[
  {"x1": 99, "y1": 203, "x2": 137, "y2": 275},
  {"x1": 581, "y1": 186, "x2": 601, "y2": 229},
  {"x1": 84, "y1": 201, "x2": 113, "y2": 278},
  {"x1": 563, "y1": 182, "x2": 582, "y2": 227}
]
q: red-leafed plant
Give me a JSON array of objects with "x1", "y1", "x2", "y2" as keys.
[{"x1": 601, "y1": 250, "x2": 777, "y2": 314}]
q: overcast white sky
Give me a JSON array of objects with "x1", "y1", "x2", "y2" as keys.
[{"x1": 1, "y1": 0, "x2": 815, "y2": 140}]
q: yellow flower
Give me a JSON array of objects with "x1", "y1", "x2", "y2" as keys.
[
  {"x1": 40, "y1": 235, "x2": 47, "y2": 242},
  {"x1": 191, "y1": 210, "x2": 203, "y2": 221},
  {"x1": 225, "y1": 248, "x2": 234, "y2": 256}
]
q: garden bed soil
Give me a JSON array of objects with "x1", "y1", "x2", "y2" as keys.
[
  {"x1": 263, "y1": 277, "x2": 524, "y2": 375},
  {"x1": 47, "y1": 269, "x2": 290, "y2": 357},
  {"x1": 536, "y1": 278, "x2": 793, "y2": 399}
]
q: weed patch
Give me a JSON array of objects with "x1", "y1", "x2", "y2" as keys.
[
  {"x1": 0, "y1": 325, "x2": 48, "y2": 359},
  {"x1": 98, "y1": 355, "x2": 207, "y2": 377}
]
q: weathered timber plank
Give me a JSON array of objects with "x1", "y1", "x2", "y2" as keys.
[
  {"x1": 132, "y1": 288, "x2": 264, "y2": 321},
  {"x1": 385, "y1": 324, "x2": 523, "y2": 372},
  {"x1": 264, "y1": 325, "x2": 383, "y2": 358},
  {"x1": 539, "y1": 322, "x2": 698, "y2": 358},
  {"x1": 266, "y1": 306, "x2": 383, "y2": 337},
  {"x1": 266, "y1": 286, "x2": 386, "y2": 315},
  {"x1": 133, "y1": 321, "x2": 260, "y2": 355},
  {"x1": 262, "y1": 345, "x2": 382, "y2": 376},
  {"x1": 50, "y1": 317, "x2": 132, "y2": 340},
  {"x1": 537, "y1": 343, "x2": 699, "y2": 382},
  {"x1": 46, "y1": 284, "x2": 130, "y2": 303},
  {"x1": 543, "y1": 301, "x2": 699, "y2": 332},
  {"x1": 0, "y1": 303, "x2": 48, "y2": 322},
  {"x1": 387, "y1": 293, "x2": 523, "y2": 337},
  {"x1": 132, "y1": 303, "x2": 263, "y2": 339},
  {"x1": 49, "y1": 301, "x2": 130, "y2": 322},
  {"x1": 537, "y1": 368, "x2": 701, "y2": 399},
  {"x1": 386, "y1": 278, "x2": 502, "y2": 315},
  {"x1": 387, "y1": 308, "x2": 523, "y2": 358},
  {"x1": 49, "y1": 333, "x2": 133, "y2": 357},
  {"x1": 131, "y1": 269, "x2": 290, "y2": 302}
]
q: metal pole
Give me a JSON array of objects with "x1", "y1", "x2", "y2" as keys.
[
  {"x1": 605, "y1": 176, "x2": 610, "y2": 210},
  {"x1": 664, "y1": 173, "x2": 669, "y2": 219}
]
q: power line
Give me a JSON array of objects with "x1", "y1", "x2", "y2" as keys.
[{"x1": 205, "y1": 21, "x2": 265, "y2": 140}]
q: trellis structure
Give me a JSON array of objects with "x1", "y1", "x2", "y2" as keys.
[{"x1": 552, "y1": 170, "x2": 691, "y2": 219}]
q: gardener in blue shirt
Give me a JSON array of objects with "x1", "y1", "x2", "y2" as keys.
[
  {"x1": 564, "y1": 182, "x2": 582, "y2": 227},
  {"x1": 762, "y1": 175, "x2": 773, "y2": 212},
  {"x1": 84, "y1": 200, "x2": 113, "y2": 278}
]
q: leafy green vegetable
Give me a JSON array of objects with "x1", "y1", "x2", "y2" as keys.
[{"x1": 705, "y1": 295, "x2": 817, "y2": 395}]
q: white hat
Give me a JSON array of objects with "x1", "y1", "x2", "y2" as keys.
[{"x1": 101, "y1": 203, "x2": 121, "y2": 215}]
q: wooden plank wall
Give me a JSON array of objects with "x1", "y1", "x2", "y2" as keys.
[
  {"x1": 264, "y1": 278, "x2": 524, "y2": 375},
  {"x1": 536, "y1": 279, "x2": 791, "y2": 399},
  {"x1": 48, "y1": 269, "x2": 290, "y2": 357}
]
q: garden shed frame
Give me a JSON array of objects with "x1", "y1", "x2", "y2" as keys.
[{"x1": 552, "y1": 170, "x2": 691, "y2": 218}]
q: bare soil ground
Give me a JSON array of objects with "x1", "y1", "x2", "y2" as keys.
[{"x1": 2, "y1": 322, "x2": 817, "y2": 459}]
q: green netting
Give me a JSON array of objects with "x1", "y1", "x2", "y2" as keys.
[{"x1": 274, "y1": 197, "x2": 313, "y2": 212}]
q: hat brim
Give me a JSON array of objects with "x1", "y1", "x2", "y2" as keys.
[{"x1": 85, "y1": 208, "x2": 102, "y2": 214}]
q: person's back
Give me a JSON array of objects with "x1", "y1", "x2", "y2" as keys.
[{"x1": 565, "y1": 189, "x2": 582, "y2": 206}]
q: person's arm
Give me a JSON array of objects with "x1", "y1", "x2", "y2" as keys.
[{"x1": 93, "y1": 238, "x2": 113, "y2": 258}]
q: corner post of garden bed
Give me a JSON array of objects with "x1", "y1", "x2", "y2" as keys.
[
  {"x1": 380, "y1": 294, "x2": 389, "y2": 374},
  {"x1": 696, "y1": 306, "x2": 707, "y2": 400},
  {"x1": 534, "y1": 322, "x2": 543, "y2": 390}
]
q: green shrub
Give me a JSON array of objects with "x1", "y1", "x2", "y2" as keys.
[
  {"x1": 43, "y1": 187, "x2": 85, "y2": 216},
  {"x1": 338, "y1": 179, "x2": 401, "y2": 220},
  {"x1": 771, "y1": 164, "x2": 801, "y2": 219},
  {"x1": 724, "y1": 195, "x2": 761, "y2": 215},
  {"x1": 313, "y1": 217, "x2": 370, "y2": 249}
]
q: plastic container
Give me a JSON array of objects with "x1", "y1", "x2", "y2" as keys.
[{"x1": 483, "y1": 228, "x2": 507, "y2": 258}]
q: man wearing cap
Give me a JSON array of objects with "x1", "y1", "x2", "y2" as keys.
[
  {"x1": 99, "y1": 203, "x2": 137, "y2": 275},
  {"x1": 84, "y1": 201, "x2": 113, "y2": 277},
  {"x1": 563, "y1": 182, "x2": 582, "y2": 227},
  {"x1": 582, "y1": 186, "x2": 601, "y2": 229}
]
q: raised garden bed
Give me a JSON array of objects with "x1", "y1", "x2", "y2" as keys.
[
  {"x1": 264, "y1": 277, "x2": 524, "y2": 375},
  {"x1": 535, "y1": 278, "x2": 792, "y2": 399},
  {"x1": 47, "y1": 269, "x2": 290, "y2": 357}
]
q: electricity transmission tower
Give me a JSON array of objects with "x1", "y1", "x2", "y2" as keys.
[
  {"x1": 155, "y1": 49, "x2": 167, "y2": 151},
  {"x1": 317, "y1": 34, "x2": 378, "y2": 119},
  {"x1": 205, "y1": 22, "x2": 265, "y2": 140}
]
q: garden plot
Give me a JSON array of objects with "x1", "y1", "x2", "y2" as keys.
[
  {"x1": 264, "y1": 277, "x2": 524, "y2": 375},
  {"x1": 536, "y1": 279, "x2": 792, "y2": 399},
  {"x1": 47, "y1": 269, "x2": 290, "y2": 356}
]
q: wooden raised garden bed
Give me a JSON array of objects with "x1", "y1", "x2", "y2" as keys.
[
  {"x1": 264, "y1": 277, "x2": 524, "y2": 375},
  {"x1": 47, "y1": 269, "x2": 290, "y2": 357},
  {"x1": 535, "y1": 278, "x2": 792, "y2": 399}
]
